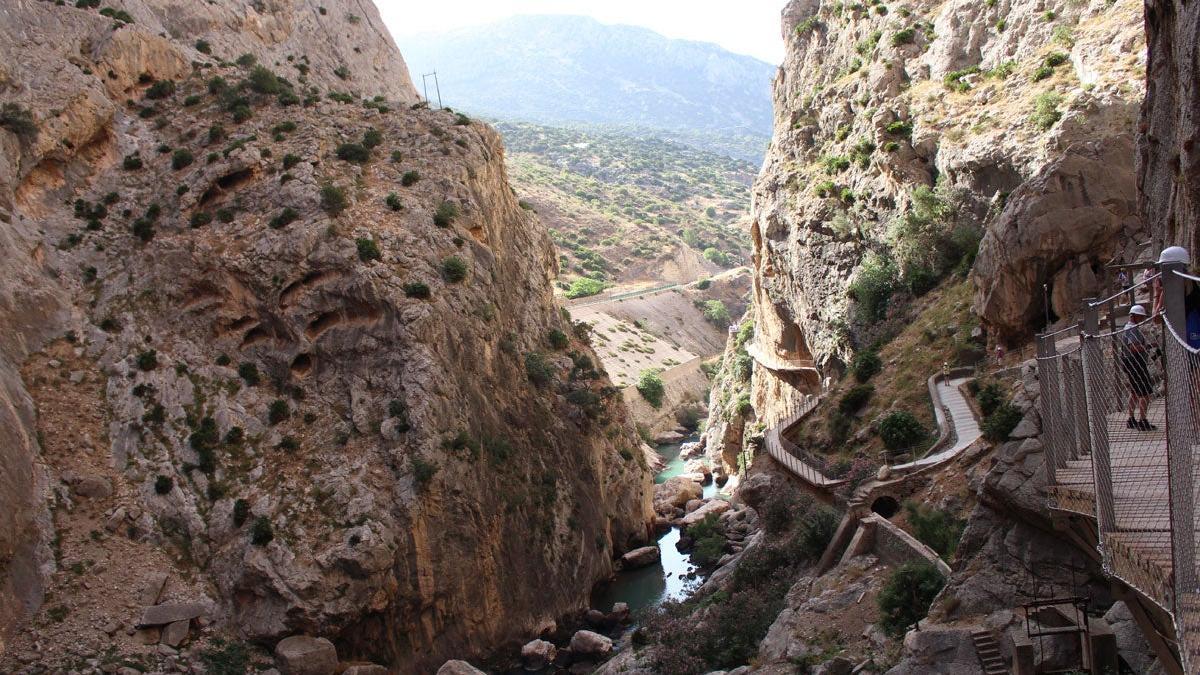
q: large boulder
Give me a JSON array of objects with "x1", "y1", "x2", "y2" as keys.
[
  {"x1": 654, "y1": 430, "x2": 685, "y2": 444},
  {"x1": 681, "y1": 499, "x2": 732, "y2": 527},
  {"x1": 653, "y1": 476, "x2": 703, "y2": 514},
  {"x1": 569, "y1": 629, "x2": 613, "y2": 657},
  {"x1": 520, "y1": 639, "x2": 557, "y2": 671},
  {"x1": 972, "y1": 138, "x2": 1143, "y2": 341},
  {"x1": 274, "y1": 636, "x2": 338, "y2": 675},
  {"x1": 73, "y1": 475, "x2": 113, "y2": 499},
  {"x1": 620, "y1": 545, "x2": 661, "y2": 569},
  {"x1": 137, "y1": 602, "x2": 208, "y2": 627}
]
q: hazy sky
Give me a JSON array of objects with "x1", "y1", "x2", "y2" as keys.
[{"x1": 376, "y1": 0, "x2": 788, "y2": 64}]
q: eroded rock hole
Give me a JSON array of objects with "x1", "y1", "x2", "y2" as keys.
[
  {"x1": 305, "y1": 311, "x2": 341, "y2": 340},
  {"x1": 240, "y1": 325, "x2": 273, "y2": 348},
  {"x1": 199, "y1": 168, "x2": 256, "y2": 207},
  {"x1": 871, "y1": 496, "x2": 900, "y2": 519},
  {"x1": 290, "y1": 353, "x2": 313, "y2": 377}
]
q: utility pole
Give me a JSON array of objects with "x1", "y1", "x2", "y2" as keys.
[{"x1": 421, "y1": 72, "x2": 442, "y2": 109}]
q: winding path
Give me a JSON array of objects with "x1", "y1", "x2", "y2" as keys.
[
  {"x1": 756, "y1": 368, "x2": 982, "y2": 491},
  {"x1": 892, "y1": 376, "x2": 981, "y2": 472}
]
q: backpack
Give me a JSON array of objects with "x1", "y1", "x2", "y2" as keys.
[{"x1": 1187, "y1": 304, "x2": 1200, "y2": 349}]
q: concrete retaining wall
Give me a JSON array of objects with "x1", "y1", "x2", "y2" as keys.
[
  {"x1": 841, "y1": 514, "x2": 952, "y2": 577},
  {"x1": 622, "y1": 357, "x2": 709, "y2": 435}
]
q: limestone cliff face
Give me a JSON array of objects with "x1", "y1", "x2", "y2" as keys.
[
  {"x1": 751, "y1": 0, "x2": 1145, "y2": 375},
  {"x1": 0, "y1": 0, "x2": 651, "y2": 670},
  {"x1": 1140, "y1": 0, "x2": 1200, "y2": 252}
]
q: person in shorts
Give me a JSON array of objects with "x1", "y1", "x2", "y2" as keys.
[{"x1": 1122, "y1": 305, "x2": 1156, "y2": 430}]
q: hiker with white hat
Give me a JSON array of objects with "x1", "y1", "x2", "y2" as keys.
[{"x1": 1121, "y1": 304, "x2": 1156, "y2": 430}]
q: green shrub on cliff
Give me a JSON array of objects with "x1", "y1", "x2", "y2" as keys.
[
  {"x1": 982, "y1": 403, "x2": 1022, "y2": 442},
  {"x1": 524, "y1": 352, "x2": 554, "y2": 386},
  {"x1": 878, "y1": 562, "x2": 945, "y2": 635},
  {"x1": 905, "y1": 501, "x2": 965, "y2": 558},
  {"x1": 687, "y1": 514, "x2": 726, "y2": 567},
  {"x1": 699, "y1": 299, "x2": 731, "y2": 327},
  {"x1": 839, "y1": 384, "x2": 875, "y2": 413},
  {"x1": 356, "y1": 238, "x2": 382, "y2": 262},
  {"x1": 1031, "y1": 92, "x2": 1064, "y2": 130},
  {"x1": 879, "y1": 410, "x2": 926, "y2": 452},
  {"x1": 565, "y1": 277, "x2": 607, "y2": 299},
  {"x1": 250, "y1": 517, "x2": 273, "y2": 545},
  {"x1": 636, "y1": 369, "x2": 665, "y2": 408},
  {"x1": 336, "y1": 142, "x2": 370, "y2": 164},
  {"x1": 412, "y1": 456, "x2": 438, "y2": 488},
  {"x1": 441, "y1": 256, "x2": 468, "y2": 282},
  {"x1": 797, "y1": 506, "x2": 839, "y2": 559},
  {"x1": 795, "y1": 16, "x2": 820, "y2": 36},
  {"x1": 433, "y1": 200, "x2": 459, "y2": 227},
  {"x1": 320, "y1": 184, "x2": 348, "y2": 215},
  {"x1": 848, "y1": 253, "x2": 898, "y2": 323}
]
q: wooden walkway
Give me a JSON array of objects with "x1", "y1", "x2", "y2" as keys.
[
  {"x1": 745, "y1": 340, "x2": 818, "y2": 373},
  {"x1": 1041, "y1": 339, "x2": 1200, "y2": 671},
  {"x1": 762, "y1": 397, "x2": 846, "y2": 488},
  {"x1": 1049, "y1": 402, "x2": 1176, "y2": 610}
]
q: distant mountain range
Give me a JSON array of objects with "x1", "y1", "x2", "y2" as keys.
[{"x1": 397, "y1": 15, "x2": 775, "y2": 163}]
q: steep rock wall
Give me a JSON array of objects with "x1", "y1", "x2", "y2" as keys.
[
  {"x1": 1140, "y1": 0, "x2": 1200, "y2": 252},
  {"x1": 0, "y1": 1, "x2": 651, "y2": 670},
  {"x1": 752, "y1": 0, "x2": 1145, "y2": 373}
]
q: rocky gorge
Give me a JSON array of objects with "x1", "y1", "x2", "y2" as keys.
[
  {"x1": 4, "y1": 0, "x2": 1200, "y2": 672},
  {"x1": 0, "y1": 1, "x2": 654, "y2": 672}
]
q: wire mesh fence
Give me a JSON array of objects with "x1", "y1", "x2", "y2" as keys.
[
  {"x1": 1080, "y1": 322, "x2": 1172, "y2": 606},
  {"x1": 1161, "y1": 268, "x2": 1200, "y2": 669},
  {"x1": 1039, "y1": 263, "x2": 1200, "y2": 672}
]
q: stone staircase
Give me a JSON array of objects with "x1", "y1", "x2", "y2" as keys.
[{"x1": 971, "y1": 629, "x2": 1009, "y2": 675}]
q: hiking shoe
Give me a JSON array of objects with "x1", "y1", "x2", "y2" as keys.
[{"x1": 1127, "y1": 417, "x2": 1137, "y2": 429}]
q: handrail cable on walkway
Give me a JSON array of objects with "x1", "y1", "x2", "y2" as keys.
[
  {"x1": 1087, "y1": 272, "x2": 1160, "y2": 308},
  {"x1": 1038, "y1": 261, "x2": 1200, "y2": 672}
]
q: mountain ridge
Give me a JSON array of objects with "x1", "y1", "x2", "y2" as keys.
[{"x1": 397, "y1": 14, "x2": 776, "y2": 159}]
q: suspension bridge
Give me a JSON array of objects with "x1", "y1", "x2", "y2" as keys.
[{"x1": 1039, "y1": 260, "x2": 1200, "y2": 674}]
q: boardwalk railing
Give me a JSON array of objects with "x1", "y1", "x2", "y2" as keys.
[
  {"x1": 762, "y1": 395, "x2": 847, "y2": 488},
  {"x1": 1039, "y1": 261, "x2": 1199, "y2": 672},
  {"x1": 745, "y1": 339, "x2": 818, "y2": 372}
]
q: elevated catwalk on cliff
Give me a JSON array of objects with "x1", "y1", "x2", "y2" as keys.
[{"x1": 1039, "y1": 264, "x2": 1200, "y2": 674}]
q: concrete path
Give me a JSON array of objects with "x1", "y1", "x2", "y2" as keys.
[{"x1": 892, "y1": 376, "x2": 981, "y2": 471}]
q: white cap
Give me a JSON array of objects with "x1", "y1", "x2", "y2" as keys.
[
  {"x1": 1159, "y1": 246, "x2": 1190, "y2": 264},
  {"x1": 1130, "y1": 304, "x2": 1148, "y2": 317}
]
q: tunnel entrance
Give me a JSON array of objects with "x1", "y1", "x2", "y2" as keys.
[{"x1": 871, "y1": 496, "x2": 900, "y2": 519}]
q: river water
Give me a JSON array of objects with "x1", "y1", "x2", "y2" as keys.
[{"x1": 591, "y1": 436, "x2": 717, "y2": 614}]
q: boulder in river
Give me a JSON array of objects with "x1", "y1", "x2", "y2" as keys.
[
  {"x1": 653, "y1": 476, "x2": 703, "y2": 513},
  {"x1": 569, "y1": 629, "x2": 614, "y2": 657},
  {"x1": 585, "y1": 609, "x2": 607, "y2": 627},
  {"x1": 679, "y1": 441, "x2": 705, "y2": 459},
  {"x1": 684, "y1": 499, "x2": 704, "y2": 513},
  {"x1": 681, "y1": 500, "x2": 732, "y2": 528},
  {"x1": 620, "y1": 545, "x2": 661, "y2": 569},
  {"x1": 610, "y1": 602, "x2": 631, "y2": 623},
  {"x1": 654, "y1": 430, "x2": 685, "y2": 444}
]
